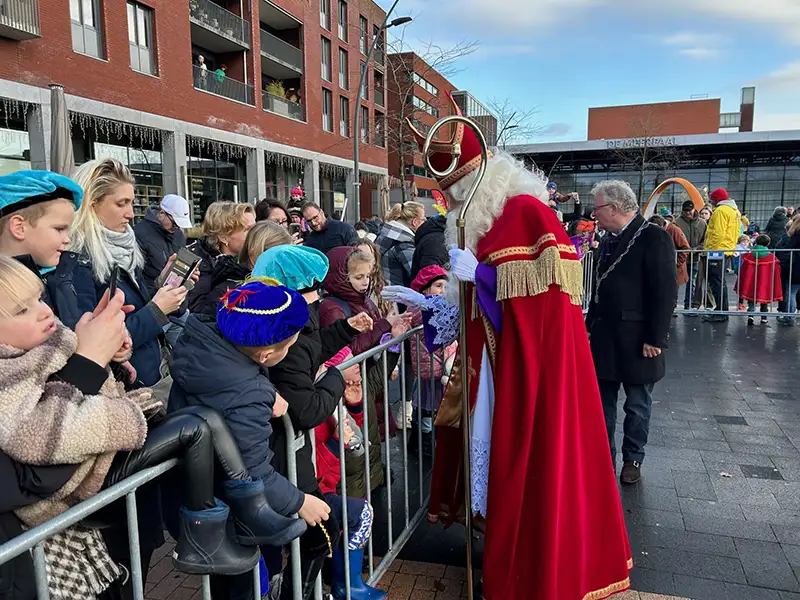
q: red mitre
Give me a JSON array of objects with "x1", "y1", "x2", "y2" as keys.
[{"x1": 406, "y1": 92, "x2": 488, "y2": 191}]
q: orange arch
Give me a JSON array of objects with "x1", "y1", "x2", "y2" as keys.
[{"x1": 641, "y1": 177, "x2": 705, "y2": 219}]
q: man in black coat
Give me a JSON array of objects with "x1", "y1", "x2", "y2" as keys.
[
  {"x1": 587, "y1": 180, "x2": 677, "y2": 485},
  {"x1": 134, "y1": 195, "x2": 192, "y2": 296},
  {"x1": 301, "y1": 203, "x2": 358, "y2": 255},
  {"x1": 410, "y1": 214, "x2": 448, "y2": 280}
]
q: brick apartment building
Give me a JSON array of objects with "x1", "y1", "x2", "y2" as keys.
[
  {"x1": 384, "y1": 52, "x2": 496, "y2": 214},
  {"x1": 0, "y1": 0, "x2": 391, "y2": 221}
]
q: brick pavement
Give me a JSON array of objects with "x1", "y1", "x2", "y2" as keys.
[{"x1": 144, "y1": 315, "x2": 800, "y2": 599}]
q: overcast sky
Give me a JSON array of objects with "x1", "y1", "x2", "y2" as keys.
[{"x1": 375, "y1": 0, "x2": 800, "y2": 142}]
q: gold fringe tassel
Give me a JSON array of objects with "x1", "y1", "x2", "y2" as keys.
[{"x1": 495, "y1": 246, "x2": 583, "y2": 306}]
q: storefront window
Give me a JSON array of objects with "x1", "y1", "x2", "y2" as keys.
[
  {"x1": 0, "y1": 129, "x2": 31, "y2": 176},
  {"x1": 187, "y1": 143, "x2": 247, "y2": 223},
  {"x1": 265, "y1": 162, "x2": 304, "y2": 204}
]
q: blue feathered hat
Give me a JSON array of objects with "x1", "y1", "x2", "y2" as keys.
[
  {"x1": 0, "y1": 170, "x2": 83, "y2": 218},
  {"x1": 217, "y1": 280, "x2": 309, "y2": 347},
  {"x1": 251, "y1": 245, "x2": 329, "y2": 292}
]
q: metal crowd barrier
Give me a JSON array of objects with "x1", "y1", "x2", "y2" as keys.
[
  {"x1": 675, "y1": 247, "x2": 800, "y2": 319},
  {"x1": 581, "y1": 250, "x2": 594, "y2": 314}
]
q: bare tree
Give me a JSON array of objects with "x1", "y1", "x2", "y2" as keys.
[
  {"x1": 383, "y1": 29, "x2": 479, "y2": 204},
  {"x1": 607, "y1": 113, "x2": 686, "y2": 203},
  {"x1": 487, "y1": 98, "x2": 542, "y2": 148}
]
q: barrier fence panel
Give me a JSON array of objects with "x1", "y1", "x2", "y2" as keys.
[{"x1": 675, "y1": 248, "x2": 800, "y2": 319}]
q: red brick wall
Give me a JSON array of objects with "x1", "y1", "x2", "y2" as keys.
[
  {"x1": 587, "y1": 99, "x2": 721, "y2": 140},
  {"x1": 0, "y1": 0, "x2": 388, "y2": 168}
]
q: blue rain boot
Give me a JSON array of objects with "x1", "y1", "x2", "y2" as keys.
[
  {"x1": 223, "y1": 479, "x2": 307, "y2": 546},
  {"x1": 172, "y1": 500, "x2": 260, "y2": 576},
  {"x1": 330, "y1": 546, "x2": 387, "y2": 600}
]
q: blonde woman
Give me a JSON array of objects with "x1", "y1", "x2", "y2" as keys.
[
  {"x1": 68, "y1": 158, "x2": 187, "y2": 388},
  {"x1": 186, "y1": 201, "x2": 256, "y2": 312},
  {"x1": 194, "y1": 220, "x2": 292, "y2": 316},
  {"x1": 374, "y1": 201, "x2": 426, "y2": 287}
]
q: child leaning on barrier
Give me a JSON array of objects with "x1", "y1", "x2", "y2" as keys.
[
  {"x1": 735, "y1": 234, "x2": 783, "y2": 326},
  {"x1": 0, "y1": 257, "x2": 309, "y2": 599},
  {"x1": 315, "y1": 346, "x2": 387, "y2": 600}
]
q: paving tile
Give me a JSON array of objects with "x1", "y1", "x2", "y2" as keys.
[
  {"x1": 673, "y1": 471, "x2": 718, "y2": 501},
  {"x1": 678, "y1": 497, "x2": 746, "y2": 520},
  {"x1": 641, "y1": 467, "x2": 677, "y2": 489},
  {"x1": 624, "y1": 506, "x2": 685, "y2": 531},
  {"x1": 636, "y1": 546, "x2": 746, "y2": 583},
  {"x1": 716, "y1": 415, "x2": 750, "y2": 425},
  {"x1": 399, "y1": 561, "x2": 446, "y2": 577},
  {"x1": 672, "y1": 574, "x2": 727, "y2": 600},
  {"x1": 638, "y1": 486, "x2": 682, "y2": 513},
  {"x1": 629, "y1": 568, "x2": 676, "y2": 596},
  {"x1": 742, "y1": 505, "x2": 800, "y2": 527},
  {"x1": 729, "y1": 442, "x2": 800, "y2": 458},
  {"x1": 702, "y1": 450, "x2": 777, "y2": 468},
  {"x1": 724, "y1": 583, "x2": 782, "y2": 599},
  {"x1": 639, "y1": 525, "x2": 738, "y2": 558},
  {"x1": 776, "y1": 527, "x2": 800, "y2": 546},
  {"x1": 683, "y1": 512, "x2": 777, "y2": 541},
  {"x1": 147, "y1": 573, "x2": 189, "y2": 600},
  {"x1": 711, "y1": 476, "x2": 781, "y2": 507},
  {"x1": 735, "y1": 539, "x2": 800, "y2": 591},
  {"x1": 742, "y1": 464, "x2": 786, "y2": 480},
  {"x1": 779, "y1": 592, "x2": 800, "y2": 600}
]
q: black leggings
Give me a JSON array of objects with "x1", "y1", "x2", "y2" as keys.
[{"x1": 103, "y1": 406, "x2": 250, "y2": 511}]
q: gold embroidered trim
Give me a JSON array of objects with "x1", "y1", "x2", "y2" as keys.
[
  {"x1": 440, "y1": 153, "x2": 491, "y2": 190},
  {"x1": 486, "y1": 235, "x2": 578, "y2": 263},
  {"x1": 581, "y1": 575, "x2": 631, "y2": 600},
  {"x1": 495, "y1": 246, "x2": 583, "y2": 306},
  {"x1": 482, "y1": 315, "x2": 497, "y2": 366}
]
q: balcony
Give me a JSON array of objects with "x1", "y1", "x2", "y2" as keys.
[
  {"x1": 189, "y1": 0, "x2": 251, "y2": 52},
  {"x1": 373, "y1": 47, "x2": 385, "y2": 69},
  {"x1": 375, "y1": 88, "x2": 385, "y2": 108},
  {"x1": 193, "y1": 65, "x2": 255, "y2": 106},
  {"x1": 0, "y1": 0, "x2": 39, "y2": 39},
  {"x1": 263, "y1": 91, "x2": 305, "y2": 122},
  {"x1": 260, "y1": 29, "x2": 303, "y2": 79}
]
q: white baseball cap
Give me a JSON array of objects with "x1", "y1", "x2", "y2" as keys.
[{"x1": 160, "y1": 194, "x2": 193, "y2": 229}]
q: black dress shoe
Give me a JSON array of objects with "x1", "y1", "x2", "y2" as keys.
[{"x1": 620, "y1": 461, "x2": 641, "y2": 485}]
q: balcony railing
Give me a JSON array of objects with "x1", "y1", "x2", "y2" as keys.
[
  {"x1": 375, "y1": 88, "x2": 385, "y2": 108},
  {"x1": 0, "y1": 0, "x2": 39, "y2": 39},
  {"x1": 189, "y1": 0, "x2": 251, "y2": 48},
  {"x1": 193, "y1": 65, "x2": 255, "y2": 105},
  {"x1": 262, "y1": 91, "x2": 305, "y2": 122},
  {"x1": 259, "y1": 29, "x2": 302, "y2": 73}
]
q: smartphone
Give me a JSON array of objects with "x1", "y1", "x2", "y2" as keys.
[
  {"x1": 163, "y1": 248, "x2": 201, "y2": 288},
  {"x1": 108, "y1": 265, "x2": 120, "y2": 297},
  {"x1": 288, "y1": 223, "x2": 302, "y2": 236}
]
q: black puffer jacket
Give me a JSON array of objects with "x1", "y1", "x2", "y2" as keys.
[
  {"x1": 134, "y1": 209, "x2": 187, "y2": 296},
  {"x1": 765, "y1": 213, "x2": 790, "y2": 248},
  {"x1": 196, "y1": 256, "x2": 251, "y2": 317},
  {"x1": 269, "y1": 302, "x2": 357, "y2": 493},
  {"x1": 411, "y1": 215, "x2": 448, "y2": 280},
  {"x1": 185, "y1": 237, "x2": 221, "y2": 313}
]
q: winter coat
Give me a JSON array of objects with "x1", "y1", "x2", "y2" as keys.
[
  {"x1": 777, "y1": 231, "x2": 800, "y2": 285},
  {"x1": 320, "y1": 247, "x2": 391, "y2": 356},
  {"x1": 314, "y1": 417, "x2": 342, "y2": 495},
  {"x1": 134, "y1": 209, "x2": 187, "y2": 296},
  {"x1": 409, "y1": 310, "x2": 456, "y2": 380},
  {"x1": 49, "y1": 253, "x2": 168, "y2": 388},
  {"x1": 587, "y1": 215, "x2": 677, "y2": 385},
  {"x1": 185, "y1": 237, "x2": 222, "y2": 313},
  {"x1": 195, "y1": 255, "x2": 251, "y2": 317},
  {"x1": 305, "y1": 219, "x2": 358, "y2": 256},
  {"x1": 411, "y1": 216, "x2": 448, "y2": 280},
  {"x1": 675, "y1": 214, "x2": 707, "y2": 249},
  {"x1": 667, "y1": 223, "x2": 691, "y2": 286},
  {"x1": 765, "y1": 214, "x2": 790, "y2": 248},
  {"x1": 375, "y1": 221, "x2": 416, "y2": 287},
  {"x1": 268, "y1": 302, "x2": 356, "y2": 494},
  {"x1": 168, "y1": 315, "x2": 305, "y2": 515},
  {"x1": 704, "y1": 200, "x2": 741, "y2": 254}
]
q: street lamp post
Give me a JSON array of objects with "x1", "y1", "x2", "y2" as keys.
[{"x1": 349, "y1": 1, "x2": 411, "y2": 223}]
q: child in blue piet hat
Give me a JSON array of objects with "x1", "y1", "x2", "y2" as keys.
[{"x1": 168, "y1": 279, "x2": 336, "y2": 598}]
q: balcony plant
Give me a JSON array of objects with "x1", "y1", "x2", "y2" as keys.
[{"x1": 265, "y1": 80, "x2": 285, "y2": 98}]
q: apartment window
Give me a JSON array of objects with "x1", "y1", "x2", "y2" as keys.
[
  {"x1": 360, "y1": 61, "x2": 368, "y2": 100},
  {"x1": 321, "y1": 37, "x2": 332, "y2": 82},
  {"x1": 338, "y1": 48, "x2": 349, "y2": 89},
  {"x1": 322, "y1": 88, "x2": 333, "y2": 132},
  {"x1": 320, "y1": 0, "x2": 330, "y2": 30},
  {"x1": 127, "y1": 2, "x2": 156, "y2": 75},
  {"x1": 412, "y1": 72, "x2": 438, "y2": 96},
  {"x1": 339, "y1": 96, "x2": 350, "y2": 137},
  {"x1": 359, "y1": 16, "x2": 368, "y2": 54},
  {"x1": 360, "y1": 106, "x2": 369, "y2": 143},
  {"x1": 413, "y1": 95, "x2": 438, "y2": 118},
  {"x1": 372, "y1": 24, "x2": 384, "y2": 63},
  {"x1": 375, "y1": 113, "x2": 385, "y2": 147},
  {"x1": 337, "y1": 0, "x2": 348, "y2": 41},
  {"x1": 70, "y1": 0, "x2": 104, "y2": 58}
]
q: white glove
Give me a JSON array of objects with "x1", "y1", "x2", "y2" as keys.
[
  {"x1": 381, "y1": 285, "x2": 426, "y2": 309},
  {"x1": 449, "y1": 246, "x2": 478, "y2": 283}
]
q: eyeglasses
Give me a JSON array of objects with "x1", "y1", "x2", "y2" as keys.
[
  {"x1": 594, "y1": 203, "x2": 614, "y2": 213},
  {"x1": 272, "y1": 217, "x2": 289, "y2": 226},
  {"x1": 305, "y1": 212, "x2": 323, "y2": 223}
]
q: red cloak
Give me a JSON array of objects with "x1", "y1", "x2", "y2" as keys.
[
  {"x1": 735, "y1": 252, "x2": 783, "y2": 304},
  {"x1": 431, "y1": 194, "x2": 632, "y2": 600}
]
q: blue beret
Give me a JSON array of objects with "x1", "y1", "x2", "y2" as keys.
[
  {"x1": 546, "y1": 182, "x2": 557, "y2": 191},
  {"x1": 217, "y1": 280, "x2": 309, "y2": 347},
  {"x1": 251, "y1": 245, "x2": 329, "y2": 292},
  {"x1": 0, "y1": 170, "x2": 83, "y2": 218}
]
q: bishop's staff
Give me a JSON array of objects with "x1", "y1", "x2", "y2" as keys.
[{"x1": 421, "y1": 115, "x2": 489, "y2": 600}]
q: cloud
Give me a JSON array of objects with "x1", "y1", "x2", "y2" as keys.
[
  {"x1": 756, "y1": 61, "x2": 800, "y2": 92},
  {"x1": 754, "y1": 112, "x2": 800, "y2": 131},
  {"x1": 657, "y1": 31, "x2": 725, "y2": 59},
  {"x1": 539, "y1": 123, "x2": 572, "y2": 137},
  {"x1": 679, "y1": 47, "x2": 720, "y2": 59}
]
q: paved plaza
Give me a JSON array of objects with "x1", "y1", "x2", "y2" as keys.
[{"x1": 144, "y1": 314, "x2": 800, "y2": 599}]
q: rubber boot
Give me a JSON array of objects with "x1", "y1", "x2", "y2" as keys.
[
  {"x1": 222, "y1": 479, "x2": 308, "y2": 546},
  {"x1": 330, "y1": 547, "x2": 387, "y2": 600},
  {"x1": 172, "y1": 500, "x2": 260, "y2": 576}
]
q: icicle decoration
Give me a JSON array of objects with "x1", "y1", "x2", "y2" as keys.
[
  {"x1": 319, "y1": 162, "x2": 350, "y2": 181},
  {"x1": 264, "y1": 149, "x2": 306, "y2": 171},
  {"x1": 186, "y1": 135, "x2": 248, "y2": 160},
  {"x1": 0, "y1": 98, "x2": 35, "y2": 129},
  {"x1": 69, "y1": 112, "x2": 163, "y2": 148}
]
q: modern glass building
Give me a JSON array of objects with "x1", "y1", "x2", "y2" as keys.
[{"x1": 508, "y1": 129, "x2": 800, "y2": 228}]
